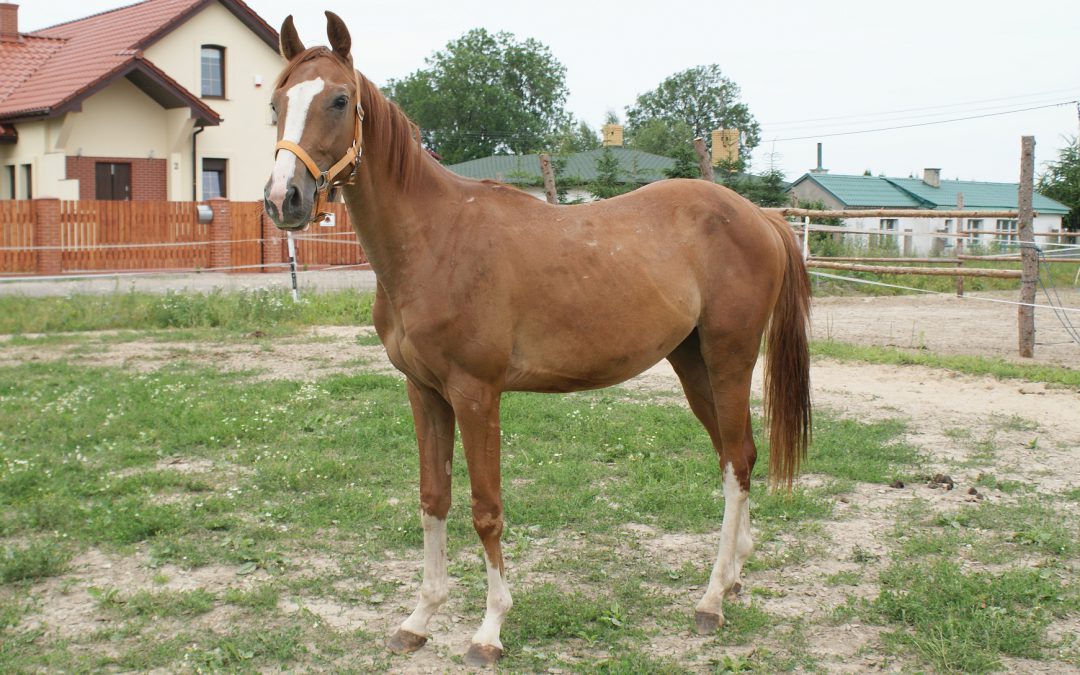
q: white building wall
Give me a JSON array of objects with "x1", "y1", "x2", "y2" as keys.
[{"x1": 835, "y1": 214, "x2": 1062, "y2": 256}]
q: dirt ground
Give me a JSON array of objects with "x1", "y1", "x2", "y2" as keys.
[{"x1": 3, "y1": 290, "x2": 1079, "y2": 672}]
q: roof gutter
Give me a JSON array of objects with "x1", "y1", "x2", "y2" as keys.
[{"x1": 192, "y1": 124, "x2": 204, "y2": 201}]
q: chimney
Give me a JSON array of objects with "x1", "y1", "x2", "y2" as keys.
[
  {"x1": 710, "y1": 129, "x2": 740, "y2": 166},
  {"x1": 809, "y1": 142, "x2": 828, "y2": 174},
  {"x1": 0, "y1": 4, "x2": 18, "y2": 43},
  {"x1": 923, "y1": 168, "x2": 941, "y2": 188},
  {"x1": 601, "y1": 124, "x2": 623, "y2": 147}
]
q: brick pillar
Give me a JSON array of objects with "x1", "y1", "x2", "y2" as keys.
[
  {"x1": 33, "y1": 198, "x2": 62, "y2": 276},
  {"x1": 261, "y1": 208, "x2": 285, "y2": 272},
  {"x1": 207, "y1": 198, "x2": 231, "y2": 272}
]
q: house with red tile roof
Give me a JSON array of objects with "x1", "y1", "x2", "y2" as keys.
[{"x1": 0, "y1": 0, "x2": 282, "y2": 201}]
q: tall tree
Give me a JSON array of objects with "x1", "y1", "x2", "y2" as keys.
[
  {"x1": 625, "y1": 65, "x2": 760, "y2": 170},
  {"x1": 384, "y1": 29, "x2": 569, "y2": 164},
  {"x1": 547, "y1": 117, "x2": 601, "y2": 155},
  {"x1": 1037, "y1": 138, "x2": 1080, "y2": 231},
  {"x1": 626, "y1": 118, "x2": 699, "y2": 178}
]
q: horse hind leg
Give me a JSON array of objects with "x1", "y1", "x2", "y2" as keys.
[{"x1": 667, "y1": 332, "x2": 758, "y2": 634}]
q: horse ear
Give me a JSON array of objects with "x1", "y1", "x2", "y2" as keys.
[
  {"x1": 279, "y1": 15, "x2": 305, "y2": 61},
  {"x1": 325, "y1": 11, "x2": 352, "y2": 62}
]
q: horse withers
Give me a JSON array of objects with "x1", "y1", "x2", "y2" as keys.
[{"x1": 263, "y1": 11, "x2": 811, "y2": 667}]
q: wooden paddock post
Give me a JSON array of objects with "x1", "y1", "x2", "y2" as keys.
[
  {"x1": 538, "y1": 153, "x2": 558, "y2": 205},
  {"x1": 1018, "y1": 136, "x2": 1037, "y2": 357},
  {"x1": 694, "y1": 137, "x2": 715, "y2": 183},
  {"x1": 955, "y1": 193, "x2": 965, "y2": 297}
]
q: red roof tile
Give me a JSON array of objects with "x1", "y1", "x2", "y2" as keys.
[{"x1": 0, "y1": 0, "x2": 277, "y2": 122}]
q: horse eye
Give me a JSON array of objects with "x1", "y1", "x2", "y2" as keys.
[
  {"x1": 333, "y1": 95, "x2": 348, "y2": 109},
  {"x1": 270, "y1": 104, "x2": 278, "y2": 124}
]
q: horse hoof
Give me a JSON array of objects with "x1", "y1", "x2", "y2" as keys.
[
  {"x1": 694, "y1": 610, "x2": 723, "y2": 634},
  {"x1": 726, "y1": 582, "x2": 742, "y2": 598},
  {"x1": 388, "y1": 628, "x2": 427, "y2": 653},
  {"x1": 464, "y1": 643, "x2": 503, "y2": 667}
]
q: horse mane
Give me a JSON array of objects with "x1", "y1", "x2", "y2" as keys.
[{"x1": 276, "y1": 46, "x2": 424, "y2": 191}]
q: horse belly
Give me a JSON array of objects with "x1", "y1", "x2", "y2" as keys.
[{"x1": 504, "y1": 315, "x2": 694, "y2": 393}]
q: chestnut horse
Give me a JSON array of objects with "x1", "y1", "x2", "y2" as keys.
[{"x1": 264, "y1": 12, "x2": 811, "y2": 667}]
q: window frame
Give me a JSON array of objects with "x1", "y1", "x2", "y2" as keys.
[
  {"x1": 202, "y1": 158, "x2": 227, "y2": 199},
  {"x1": 995, "y1": 218, "x2": 1018, "y2": 243},
  {"x1": 200, "y1": 44, "x2": 226, "y2": 99}
]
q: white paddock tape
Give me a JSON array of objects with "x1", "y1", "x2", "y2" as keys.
[{"x1": 810, "y1": 270, "x2": 1080, "y2": 314}]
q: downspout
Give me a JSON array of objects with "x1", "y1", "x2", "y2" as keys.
[{"x1": 191, "y1": 124, "x2": 205, "y2": 201}]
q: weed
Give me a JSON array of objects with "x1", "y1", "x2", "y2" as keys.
[{"x1": 0, "y1": 540, "x2": 70, "y2": 583}]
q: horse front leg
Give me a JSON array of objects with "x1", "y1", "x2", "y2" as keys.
[
  {"x1": 448, "y1": 378, "x2": 512, "y2": 667},
  {"x1": 389, "y1": 379, "x2": 455, "y2": 653}
]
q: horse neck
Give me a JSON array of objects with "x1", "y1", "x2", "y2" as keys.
[{"x1": 341, "y1": 140, "x2": 457, "y2": 295}]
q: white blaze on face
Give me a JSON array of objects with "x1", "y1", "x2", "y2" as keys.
[{"x1": 267, "y1": 77, "x2": 326, "y2": 213}]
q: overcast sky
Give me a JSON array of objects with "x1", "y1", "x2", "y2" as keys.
[{"x1": 23, "y1": 0, "x2": 1080, "y2": 183}]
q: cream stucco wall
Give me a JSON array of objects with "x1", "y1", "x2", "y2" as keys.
[
  {"x1": 145, "y1": 0, "x2": 283, "y2": 200},
  {"x1": 0, "y1": 118, "x2": 78, "y2": 199},
  {"x1": 66, "y1": 77, "x2": 171, "y2": 160}
]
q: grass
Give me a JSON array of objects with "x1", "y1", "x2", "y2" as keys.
[
  {"x1": 871, "y1": 559, "x2": 1079, "y2": 672},
  {"x1": 812, "y1": 340, "x2": 1080, "y2": 388},
  {"x1": 0, "y1": 288, "x2": 374, "y2": 334},
  {"x1": 1, "y1": 293, "x2": 1076, "y2": 672}
]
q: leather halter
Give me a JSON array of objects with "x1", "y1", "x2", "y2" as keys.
[{"x1": 274, "y1": 70, "x2": 365, "y2": 227}]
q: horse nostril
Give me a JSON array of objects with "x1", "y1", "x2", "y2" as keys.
[{"x1": 285, "y1": 185, "x2": 302, "y2": 211}]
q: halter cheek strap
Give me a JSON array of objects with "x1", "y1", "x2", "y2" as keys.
[{"x1": 274, "y1": 72, "x2": 365, "y2": 226}]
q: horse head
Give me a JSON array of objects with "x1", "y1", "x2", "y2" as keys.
[{"x1": 264, "y1": 11, "x2": 363, "y2": 230}]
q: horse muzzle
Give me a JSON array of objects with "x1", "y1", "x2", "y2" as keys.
[{"x1": 264, "y1": 180, "x2": 314, "y2": 231}]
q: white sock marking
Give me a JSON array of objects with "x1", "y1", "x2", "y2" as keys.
[
  {"x1": 400, "y1": 513, "x2": 448, "y2": 636},
  {"x1": 471, "y1": 552, "x2": 512, "y2": 650},
  {"x1": 267, "y1": 77, "x2": 325, "y2": 211},
  {"x1": 697, "y1": 463, "x2": 750, "y2": 617}
]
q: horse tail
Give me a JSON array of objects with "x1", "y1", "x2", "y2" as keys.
[{"x1": 763, "y1": 214, "x2": 812, "y2": 488}]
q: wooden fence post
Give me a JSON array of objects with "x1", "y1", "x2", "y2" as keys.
[
  {"x1": 208, "y1": 198, "x2": 232, "y2": 272},
  {"x1": 694, "y1": 137, "x2": 714, "y2": 183},
  {"x1": 32, "y1": 198, "x2": 61, "y2": 276},
  {"x1": 538, "y1": 153, "x2": 558, "y2": 205},
  {"x1": 1017, "y1": 136, "x2": 1036, "y2": 358},
  {"x1": 955, "y1": 193, "x2": 964, "y2": 297}
]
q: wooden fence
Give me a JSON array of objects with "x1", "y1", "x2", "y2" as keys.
[{"x1": 0, "y1": 198, "x2": 366, "y2": 276}]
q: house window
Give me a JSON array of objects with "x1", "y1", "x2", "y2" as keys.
[
  {"x1": 996, "y1": 219, "x2": 1018, "y2": 243},
  {"x1": 875, "y1": 218, "x2": 898, "y2": 250},
  {"x1": 20, "y1": 164, "x2": 31, "y2": 199},
  {"x1": 942, "y1": 219, "x2": 954, "y2": 249},
  {"x1": 3, "y1": 165, "x2": 13, "y2": 199},
  {"x1": 201, "y1": 45, "x2": 225, "y2": 98},
  {"x1": 95, "y1": 162, "x2": 131, "y2": 200},
  {"x1": 202, "y1": 158, "x2": 227, "y2": 199},
  {"x1": 968, "y1": 219, "x2": 983, "y2": 242}
]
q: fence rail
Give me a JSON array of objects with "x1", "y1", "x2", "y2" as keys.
[{"x1": 0, "y1": 198, "x2": 366, "y2": 275}]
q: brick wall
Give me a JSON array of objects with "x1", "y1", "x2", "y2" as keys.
[{"x1": 65, "y1": 156, "x2": 168, "y2": 201}]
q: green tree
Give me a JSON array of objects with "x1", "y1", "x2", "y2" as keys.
[
  {"x1": 384, "y1": 29, "x2": 569, "y2": 164},
  {"x1": 1037, "y1": 138, "x2": 1080, "y2": 231},
  {"x1": 625, "y1": 65, "x2": 760, "y2": 171},
  {"x1": 624, "y1": 118, "x2": 698, "y2": 178},
  {"x1": 547, "y1": 118, "x2": 600, "y2": 155},
  {"x1": 589, "y1": 147, "x2": 633, "y2": 200}
]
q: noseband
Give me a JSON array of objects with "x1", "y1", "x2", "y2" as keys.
[{"x1": 274, "y1": 68, "x2": 365, "y2": 226}]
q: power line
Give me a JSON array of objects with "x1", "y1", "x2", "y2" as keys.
[
  {"x1": 762, "y1": 85, "x2": 1080, "y2": 127},
  {"x1": 765, "y1": 100, "x2": 1076, "y2": 143}
]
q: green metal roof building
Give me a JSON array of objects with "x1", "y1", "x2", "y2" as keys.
[
  {"x1": 446, "y1": 147, "x2": 675, "y2": 186},
  {"x1": 788, "y1": 172, "x2": 1069, "y2": 215},
  {"x1": 786, "y1": 170, "x2": 1070, "y2": 256}
]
